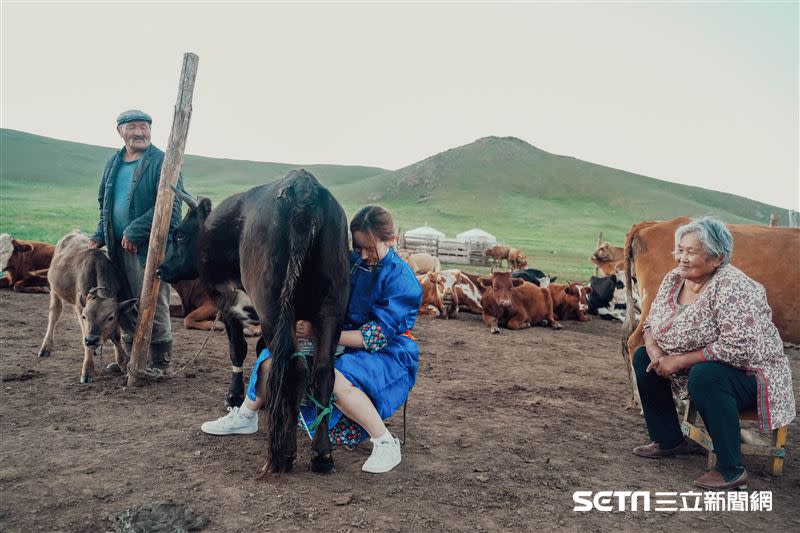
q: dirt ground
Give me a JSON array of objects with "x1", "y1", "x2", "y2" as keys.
[{"x1": 1, "y1": 289, "x2": 798, "y2": 533}]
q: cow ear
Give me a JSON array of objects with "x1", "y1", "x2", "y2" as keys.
[
  {"x1": 511, "y1": 278, "x2": 524, "y2": 287},
  {"x1": 478, "y1": 276, "x2": 491, "y2": 288},
  {"x1": 118, "y1": 298, "x2": 138, "y2": 314},
  {"x1": 79, "y1": 293, "x2": 87, "y2": 307},
  {"x1": 11, "y1": 240, "x2": 34, "y2": 253},
  {"x1": 550, "y1": 276, "x2": 557, "y2": 283},
  {"x1": 198, "y1": 198, "x2": 213, "y2": 220},
  {"x1": 584, "y1": 286, "x2": 592, "y2": 294},
  {"x1": 565, "y1": 286, "x2": 577, "y2": 295}
]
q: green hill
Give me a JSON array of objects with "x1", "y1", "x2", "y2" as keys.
[{"x1": 0, "y1": 129, "x2": 786, "y2": 280}]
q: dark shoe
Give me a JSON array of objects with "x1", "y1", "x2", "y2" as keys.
[
  {"x1": 694, "y1": 469, "x2": 748, "y2": 490},
  {"x1": 148, "y1": 340, "x2": 172, "y2": 370},
  {"x1": 632, "y1": 440, "x2": 689, "y2": 458}
]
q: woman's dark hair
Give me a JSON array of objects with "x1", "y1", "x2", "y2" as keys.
[{"x1": 350, "y1": 205, "x2": 396, "y2": 242}]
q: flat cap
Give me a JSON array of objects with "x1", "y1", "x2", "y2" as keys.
[{"x1": 116, "y1": 109, "x2": 152, "y2": 126}]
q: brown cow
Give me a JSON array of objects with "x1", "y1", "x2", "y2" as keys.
[
  {"x1": 623, "y1": 217, "x2": 800, "y2": 407},
  {"x1": 37, "y1": 231, "x2": 136, "y2": 383},
  {"x1": 485, "y1": 245, "x2": 511, "y2": 267},
  {"x1": 0, "y1": 234, "x2": 55, "y2": 293},
  {"x1": 417, "y1": 272, "x2": 457, "y2": 319},
  {"x1": 478, "y1": 272, "x2": 562, "y2": 333},
  {"x1": 441, "y1": 269, "x2": 483, "y2": 314},
  {"x1": 548, "y1": 282, "x2": 592, "y2": 321},
  {"x1": 170, "y1": 279, "x2": 262, "y2": 336},
  {"x1": 590, "y1": 241, "x2": 624, "y2": 276},
  {"x1": 507, "y1": 248, "x2": 528, "y2": 270}
]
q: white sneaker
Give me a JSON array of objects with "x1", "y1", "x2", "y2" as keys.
[
  {"x1": 362, "y1": 435, "x2": 401, "y2": 473},
  {"x1": 200, "y1": 406, "x2": 258, "y2": 435}
]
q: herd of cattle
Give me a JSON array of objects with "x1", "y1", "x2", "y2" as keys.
[
  {"x1": 0, "y1": 234, "x2": 637, "y2": 339},
  {"x1": 3, "y1": 217, "x2": 799, "y2": 387},
  {"x1": 403, "y1": 243, "x2": 637, "y2": 334}
]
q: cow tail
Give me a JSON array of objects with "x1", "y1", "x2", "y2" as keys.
[
  {"x1": 622, "y1": 229, "x2": 638, "y2": 352},
  {"x1": 264, "y1": 177, "x2": 319, "y2": 474},
  {"x1": 620, "y1": 227, "x2": 639, "y2": 406}
]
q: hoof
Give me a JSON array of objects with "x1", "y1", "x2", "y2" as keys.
[
  {"x1": 491, "y1": 328, "x2": 500, "y2": 334},
  {"x1": 106, "y1": 362, "x2": 124, "y2": 375},
  {"x1": 310, "y1": 454, "x2": 335, "y2": 474},
  {"x1": 226, "y1": 394, "x2": 244, "y2": 409},
  {"x1": 80, "y1": 375, "x2": 93, "y2": 384},
  {"x1": 552, "y1": 322, "x2": 563, "y2": 330},
  {"x1": 37, "y1": 348, "x2": 50, "y2": 358}
]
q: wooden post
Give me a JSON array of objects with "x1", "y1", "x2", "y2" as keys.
[
  {"x1": 594, "y1": 231, "x2": 603, "y2": 276},
  {"x1": 127, "y1": 53, "x2": 199, "y2": 387}
]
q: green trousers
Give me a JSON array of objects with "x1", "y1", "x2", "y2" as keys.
[{"x1": 634, "y1": 346, "x2": 757, "y2": 481}]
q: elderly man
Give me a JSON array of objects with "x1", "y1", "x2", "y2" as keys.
[{"x1": 88, "y1": 109, "x2": 184, "y2": 370}]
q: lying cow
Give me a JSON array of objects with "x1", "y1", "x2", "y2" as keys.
[
  {"x1": 548, "y1": 282, "x2": 591, "y2": 321},
  {"x1": 511, "y1": 268, "x2": 556, "y2": 288},
  {"x1": 409, "y1": 252, "x2": 441, "y2": 274},
  {"x1": 441, "y1": 269, "x2": 483, "y2": 314},
  {"x1": 37, "y1": 231, "x2": 136, "y2": 383},
  {"x1": 0, "y1": 234, "x2": 55, "y2": 293},
  {"x1": 507, "y1": 248, "x2": 528, "y2": 270},
  {"x1": 417, "y1": 272, "x2": 455, "y2": 318},
  {"x1": 590, "y1": 241, "x2": 624, "y2": 276},
  {"x1": 478, "y1": 271, "x2": 562, "y2": 333},
  {"x1": 170, "y1": 279, "x2": 262, "y2": 336},
  {"x1": 587, "y1": 272, "x2": 639, "y2": 322},
  {"x1": 396, "y1": 249, "x2": 420, "y2": 273},
  {"x1": 158, "y1": 170, "x2": 350, "y2": 474}
]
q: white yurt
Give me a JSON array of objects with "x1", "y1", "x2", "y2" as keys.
[
  {"x1": 456, "y1": 228, "x2": 497, "y2": 244},
  {"x1": 405, "y1": 225, "x2": 446, "y2": 240}
]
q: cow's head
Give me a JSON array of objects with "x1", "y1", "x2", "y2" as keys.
[
  {"x1": 421, "y1": 272, "x2": 446, "y2": 307},
  {"x1": 590, "y1": 242, "x2": 616, "y2": 264},
  {"x1": 564, "y1": 283, "x2": 592, "y2": 313},
  {"x1": 479, "y1": 272, "x2": 522, "y2": 308},
  {"x1": 157, "y1": 187, "x2": 212, "y2": 283},
  {"x1": 78, "y1": 287, "x2": 137, "y2": 348}
]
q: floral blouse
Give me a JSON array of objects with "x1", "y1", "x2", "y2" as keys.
[{"x1": 644, "y1": 265, "x2": 795, "y2": 431}]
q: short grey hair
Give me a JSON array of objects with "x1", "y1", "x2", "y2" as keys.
[{"x1": 674, "y1": 216, "x2": 734, "y2": 266}]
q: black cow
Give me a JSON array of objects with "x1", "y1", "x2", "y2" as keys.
[
  {"x1": 587, "y1": 273, "x2": 638, "y2": 321},
  {"x1": 157, "y1": 169, "x2": 349, "y2": 475},
  {"x1": 511, "y1": 268, "x2": 556, "y2": 288}
]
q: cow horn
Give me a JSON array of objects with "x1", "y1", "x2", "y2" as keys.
[{"x1": 170, "y1": 185, "x2": 199, "y2": 211}]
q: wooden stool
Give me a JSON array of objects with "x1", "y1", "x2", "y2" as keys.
[{"x1": 681, "y1": 402, "x2": 788, "y2": 476}]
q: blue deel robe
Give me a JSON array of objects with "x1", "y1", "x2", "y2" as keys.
[{"x1": 247, "y1": 246, "x2": 423, "y2": 443}]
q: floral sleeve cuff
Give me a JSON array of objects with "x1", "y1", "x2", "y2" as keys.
[
  {"x1": 702, "y1": 345, "x2": 716, "y2": 361},
  {"x1": 360, "y1": 321, "x2": 387, "y2": 353}
]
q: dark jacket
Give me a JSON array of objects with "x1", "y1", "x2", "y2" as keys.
[{"x1": 91, "y1": 144, "x2": 184, "y2": 265}]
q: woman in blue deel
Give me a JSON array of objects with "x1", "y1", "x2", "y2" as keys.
[{"x1": 201, "y1": 205, "x2": 423, "y2": 474}]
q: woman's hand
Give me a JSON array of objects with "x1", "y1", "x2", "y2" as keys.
[
  {"x1": 650, "y1": 354, "x2": 684, "y2": 378},
  {"x1": 643, "y1": 329, "x2": 667, "y2": 363}
]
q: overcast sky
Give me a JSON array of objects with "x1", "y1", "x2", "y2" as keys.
[{"x1": 2, "y1": 1, "x2": 798, "y2": 209}]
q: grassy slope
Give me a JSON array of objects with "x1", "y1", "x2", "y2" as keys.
[{"x1": 1, "y1": 130, "x2": 785, "y2": 281}]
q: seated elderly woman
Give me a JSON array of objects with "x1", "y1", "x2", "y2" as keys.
[{"x1": 632, "y1": 216, "x2": 795, "y2": 490}]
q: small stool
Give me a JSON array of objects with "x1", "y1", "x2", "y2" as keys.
[{"x1": 681, "y1": 402, "x2": 789, "y2": 476}]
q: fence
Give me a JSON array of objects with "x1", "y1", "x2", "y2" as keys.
[{"x1": 397, "y1": 234, "x2": 494, "y2": 266}]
